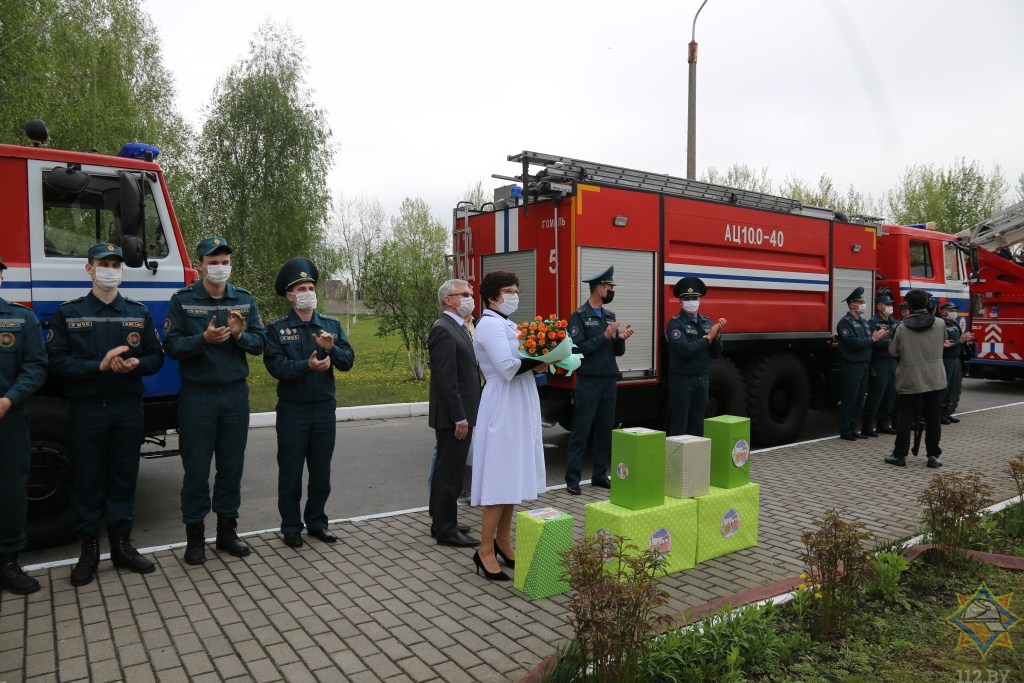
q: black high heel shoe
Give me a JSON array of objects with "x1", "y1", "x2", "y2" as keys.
[
  {"x1": 493, "y1": 541, "x2": 515, "y2": 569},
  {"x1": 473, "y1": 551, "x2": 511, "y2": 581}
]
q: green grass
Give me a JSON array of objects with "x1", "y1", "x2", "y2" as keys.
[{"x1": 246, "y1": 315, "x2": 429, "y2": 413}]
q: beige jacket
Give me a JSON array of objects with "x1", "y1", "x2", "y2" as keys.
[{"x1": 889, "y1": 314, "x2": 947, "y2": 394}]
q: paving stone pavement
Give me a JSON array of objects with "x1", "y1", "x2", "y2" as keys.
[{"x1": 1, "y1": 404, "x2": 1022, "y2": 682}]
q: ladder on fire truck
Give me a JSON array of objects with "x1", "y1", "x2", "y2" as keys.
[
  {"x1": 957, "y1": 199, "x2": 1024, "y2": 251},
  {"x1": 504, "y1": 150, "x2": 818, "y2": 216}
]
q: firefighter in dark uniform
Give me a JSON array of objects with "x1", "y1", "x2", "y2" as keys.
[
  {"x1": 49, "y1": 243, "x2": 165, "y2": 586},
  {"x1": 861, "y1": 292, "x2": 899, "y2": 436},
  {"x1": 564, "y1": 266, "x2": 633, "y2": 495},
  {"x1": 0, "y1": 257, "x2": 48, "y2": 595},
  {"x1": 939, "y1": 301, "x2": 974, "y2": 425},
  {"x1": 264, "y1": 258, "x2": 354, "y2": 548},
  {"x1": 164, "y1": 236, "x2": 267, "y2": 565},
  {"x1": 665, "y1": 277, "x2": 726, "y2": 437},
  {"x1": 837, "y1": 286, "x2": 888, "y2": 440}
]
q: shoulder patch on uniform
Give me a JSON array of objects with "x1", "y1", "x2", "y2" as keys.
[
  {"x1": 60, "y1": 296, "x2": 86, "y2": 305},
  {"x1": 840, "y1": 327, "x2": 851, "y2": 336},
  {"x1": 670, "y1": 328, "x2": 682, "y2": 340},
  {"x1": 268, "y1": 315, "x2": 288, "y2": 326},
  {"x1": 320, "y1": 314, "x2": 339, "y2": 321},
  {"x1": 234, "y1": 285, "x2": 252, "y2": 294},
  {"x1": 123, "y1": 296, "x2": 143, "y2": 305},
  {"x1": 10, "y1": 301, "x2": 32, "y2": 311}
]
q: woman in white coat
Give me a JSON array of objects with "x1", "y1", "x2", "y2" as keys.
[{"x1": 470, "y1": 271, "x2": 549, "y2": 581}]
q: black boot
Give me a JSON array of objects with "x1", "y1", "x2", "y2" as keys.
[
  {"x1": 109, "y1": 532, "x2": 155, "y2": 574},
  {"x1": 184, "y1": 523, "x2": 206, "y2": 566},
  {"x1": 0, "y1": 554, "x2": 41, "y2": 595},
  {"x1": 70, "y1": 535, "x2": 100, "y2": 587},
  {"x1": 884, "y1": 452, "x2": 907, "y2": 467},
  {"x1": 215, "y1": 517, "x2": 251, "y2": 558},
  {"x1": 877, "y1": 417, "x2": 897, "y2": 435},
  {"x1": 861, "y1": 417, "x2": 878, "y2": 437}
]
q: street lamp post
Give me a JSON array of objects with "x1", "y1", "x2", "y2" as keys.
[{"x1": 687, "y1": 0, "x2": 709, "y2": 180}]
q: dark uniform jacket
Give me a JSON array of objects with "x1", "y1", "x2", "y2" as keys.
[
  {"x1": 264, "y1": 309, "x2": 354, "y2": 403},
  {"x1": 163, "y1": 280, "x2": 266, "y2": 386},
  {"x1": 942, "y1": 318, "x2": 962, "y2": 359},
  {"x1": 666, "y1": 312, "x2": 723, "y2": 377},
  {"x1": 0, "y1": 298, "x2": 47, "y2": 405},
  {"x1": 836, "y1": 312, "x2": 873, "y2": 363},
  {"x1": 867, "y1": 314, "x2": 899, "y2": 364},
  {"x1": 48, "y1": 292, "x2": 164, "y2": 398},
  {"x1": 567, "y1": 303, "x2": 625, "y2": 378}
]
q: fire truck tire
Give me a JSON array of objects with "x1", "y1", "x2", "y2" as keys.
[
  {"x1": 26, "y1": 399, "x2": 76, "y2": 550},
  {"x1": 707, "y1": 358, "x2": 747, "y2": 419},
  {"x1": 745, "y1": 353, "x2": 810, "y2": 446}
]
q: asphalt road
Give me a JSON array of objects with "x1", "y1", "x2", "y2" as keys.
[{"x1": 21, "y1": 377, "x2": 1023, "y2": 567}]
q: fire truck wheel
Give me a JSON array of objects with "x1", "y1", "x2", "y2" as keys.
[
  {"x1": 707, "y1": 358, "x2": 747, "y2": 419},
  {"x1": 26, "y1": 398, "x2": 76, "y2": 550},
  {"x1": 745, "y1": 353, "x2": 810, "y2": 446}
]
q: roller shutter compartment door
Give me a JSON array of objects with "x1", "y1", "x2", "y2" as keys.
[{"x1": 481, "y1": 250, "x2": 536, "y2": 325}]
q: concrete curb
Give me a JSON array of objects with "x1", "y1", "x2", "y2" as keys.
[{"x1": 247, "y1": 401, "x2": 429, "y2": 428}]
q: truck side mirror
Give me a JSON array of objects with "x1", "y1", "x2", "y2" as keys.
[
  {"x1": 118, "y1": 172, "x2": 143, "y2": 237},
  {"x1": 120, "y1": 235, "x2": 144, "y2": 268},
  {"x1": 970, "y1": 247, "x2": 979, "y2": 281}
]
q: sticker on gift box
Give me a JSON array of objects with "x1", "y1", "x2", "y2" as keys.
[
  {"x1": 649, "y1": 528, "x2": 672, "y2": 555},
  {"x1": 593, "y1": 529, "x2": 615, "y2": 562},
  {"x1": 720, "y1": 509, "x2": 741, "y2": 538},
  {"x1": 731, "y1": 439, "x2": 749, "y2": 467},
  {"x1": 529, "y1": 508, "x2": 562, "y2": 520},
  {"x1": 622, "y1": 427, "x2": 657, "y2": 434},
  {"x1": 616, "y1": 462, "x2": 629, "y2": 479}
]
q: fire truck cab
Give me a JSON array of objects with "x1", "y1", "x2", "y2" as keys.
[
  {"x1": 453, "y1": 151, "x2": 963, "y2": 446},
  {"x1": 1, "y1": 128, "x2": 195, "y2": 546}
]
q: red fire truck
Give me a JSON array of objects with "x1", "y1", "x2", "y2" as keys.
[
  {"x1": 452, "y1": 151, "x2": 967, "y2": 445},
  {"x1": 1, "y1": 123, "x2": 197, "y2": 546},
  {"x1": 958, "y1": 200, "x2": 1024, "y2": 379}
]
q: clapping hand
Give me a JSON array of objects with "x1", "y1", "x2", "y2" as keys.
[
  {"x1": 307, "y1": 350, "x2": 331, "y2": 372},
  {"x1": 313, "y1": 330, "x2": 334, "y2": 354},
  {"x1": 227, "y1": 310, "x2": 246, "y2": 339},
  {"x1": 203, "y1": 316, "x2": 231, "y2": 344},
  {"x1": 99, "y1": 345, "x2": 131, "y2": 372}
]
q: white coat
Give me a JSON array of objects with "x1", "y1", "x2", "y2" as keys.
[{"x1": 470, "y1": 309, "x2": 547, "y2": 506}]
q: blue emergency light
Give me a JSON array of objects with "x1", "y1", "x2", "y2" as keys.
[{"x1": 117, "y1": 142, "x2": 160, "y2": 161}]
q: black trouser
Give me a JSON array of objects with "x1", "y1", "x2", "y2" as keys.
[
  {"x1": 839, "y1": 361, "x2": 869, "y2": 435},
  {"x1": 0, "y1": 406, "x2": 30, "y2": 554},
  {"x1": 70, "y1": 397, "x2": 144, "y2": 536},
  {"x1": 893, "y1": 390, "x2": 943, "y2": 458},
  {"x1": 668, "y1": 374, "x2": 709, "y2": 437},
  {"x1": 431, "y1": 428, "x2": 472, "y2": 538},
  {"x1": 276, "y1": 398, "x2": 336, "y2": 534},
  {"x1": 565, "y1": 375, "x2": 617, "y2": 486}
]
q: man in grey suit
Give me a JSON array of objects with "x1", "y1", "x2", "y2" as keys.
[{"x1": 428, "y1": 279, "x2": 481, "y2": 547}]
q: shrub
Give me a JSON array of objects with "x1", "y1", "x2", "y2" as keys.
[
  {"x1": 554, "y1": 533, "x2": 672, "y2": 682},
  {"x1": 917, "y1": 471, "x2": 993, "y2": 568},
  {"x1": 800, "y1": 509, "x2": 873, "y2": 640},
  {"x1": 863, "y1": 551, "x2": 910, "y2": 607}
]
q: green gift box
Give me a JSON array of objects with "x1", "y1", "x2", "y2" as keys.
[
  {"x1": 610, "y1": 427, "x2": 666, "y2": 510},
  {"x1": 703, "y1": 415, "x2": 751, "y2": 489},
  {"x1": 584, "y1": 497, "x2": 698, "y2": 576},
  {"x1": 665, "y1": 434, "x2": 711, "y2": 499},
  {"x1": 695, "y1": 483, "x2": 760, "y2": 564},
  {"x1": 514, "y1": 508, "x2": 573, "y2": 599}
]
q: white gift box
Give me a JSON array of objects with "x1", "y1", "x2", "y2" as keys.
[{"x1": 665, "y1": 434, "x2": 711, "y2": 499}]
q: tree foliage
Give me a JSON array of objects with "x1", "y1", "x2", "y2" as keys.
[
  {"x1": 885, "y1": 158, "x2": 1007, "y2": 233},
  {"x1": 0, "y1": 0, "x2": 191, "y2": 187},
  {"x1": 701, "y1": 163, "x2": 775, "y2": 194},
  {"x1": 332, "y1": 194, "x2": 388, "y2": 300},
  {"x1": 361, "y1": 198, "x2": 448, "y2": 380},
  {"x1": 178, "y1": 21, "x2": 336, "y2": 317}
]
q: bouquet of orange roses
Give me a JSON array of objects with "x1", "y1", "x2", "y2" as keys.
[{"x1": 516, "y1": 315, "x2": 583, "y2": 375}]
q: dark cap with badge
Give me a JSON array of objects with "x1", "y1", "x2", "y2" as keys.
[
  {"x1": 583, "y1": 266, "x2": 615, "y2": 285},
  {"x1": 843, "y1": 286, "x2": 866, "y2": 303},
  {"x1": 274, "y1": 257, "x2": 319, "y2": 296},
  {"x1": 196, "y1": 236, "x2": 233, "y2": 257},
  {"x1": 87, "y1": 242, "x2": 124, "y2": 261},
  {"x1": 940, "y1": 301, "x2": 957, "y2": 311},
  {"x1": 673, "y1": 276, "x2": 707, "y2": 298},
  {"x1": 875, "y1": 292, "x2": 894, "y2": 305}
]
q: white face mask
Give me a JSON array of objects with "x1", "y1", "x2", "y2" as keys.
[
  {"x1": 497, "y1": 293, "x2": 519, "y2": 315},
  {"x1": 293, "y1": 290, "x2": 317, "y2": 311},
  {"x1": 456, "y1": 297, "x2": 475, "y2": 318},
  {"x1": 856, "y1": 303, "x2": 868, "y2": 315},
  {"x1": 93, "y1": 266, "x2": 123, "y2": 291},
  {"x1": 884, "y1": 306, "x2": 893, "y2": 317},
  {"x1": 946, "y1": 311, "x2": 957, "y2": 321},
  {"x1": 204, "y1": 264, "x2": 231, "y2": 285},
  {"x1": 682, "y1": 300, "x2": 700, "y2": 315}
]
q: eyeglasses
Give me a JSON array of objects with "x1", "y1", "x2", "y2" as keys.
[{"x1": 447, "y1": 292, "x2": 473, "y2": 299}]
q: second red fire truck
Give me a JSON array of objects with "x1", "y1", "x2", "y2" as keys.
[{"x1": 452, "y1": 151, "x2": 968, "y2": 446}]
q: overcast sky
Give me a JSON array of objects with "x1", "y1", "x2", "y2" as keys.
[{"x1": 142, "y1": 0, "x2": 1024, "y2": 226}]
